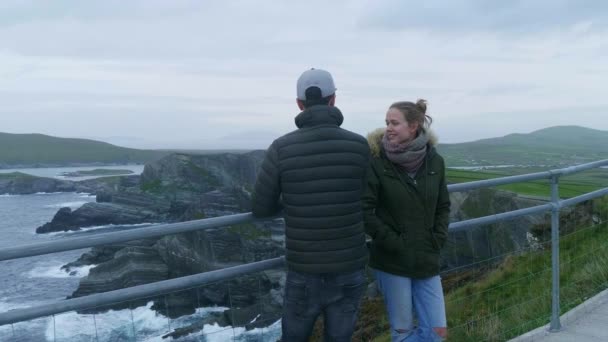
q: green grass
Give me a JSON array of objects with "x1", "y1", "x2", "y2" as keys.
[
  {"x1": 227, "y1": 223, "x2": 270, "y2": 240},
  {"x1": 140, "y1": 179, "x2": 163, "y2": 193},
  {"x1": 371, "y1": 200, "x2": 608, "y2": 342},
  {"x1": 447, "y1": 168, "x2": 608, "y2": 198}
]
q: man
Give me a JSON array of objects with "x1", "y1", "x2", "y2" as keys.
[{"x1": 252, "y1": 68, "x2": 370, "y2": 341}]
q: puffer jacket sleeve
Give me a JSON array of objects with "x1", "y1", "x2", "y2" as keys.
[
  {"x1": 362, "y1": 161, "x2": 402, "y2": 253},
  {"x1": 433, "y1": 157, "x2": 451, "y2": 248},
  {"x1": 252, "y1": 142, "x2": 282, "y2": 217}
]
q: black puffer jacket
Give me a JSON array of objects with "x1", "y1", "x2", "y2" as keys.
[{"x1": 252, "y1": 105, "x2": 370, "y2": 274}]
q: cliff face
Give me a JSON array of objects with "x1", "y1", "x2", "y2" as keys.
[
  {"x1": 442, "y1": 188, "x2": 594, "y2": 275},
  {"x1": 60, "y1": 151, "x2": 285, "y2": 331}
]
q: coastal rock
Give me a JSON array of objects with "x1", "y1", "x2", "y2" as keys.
[
  {"x1": 61, "y1": 151, "x2": 285, "y2": 325},
  {"x1": 69, "y1": 246, "x2": 169, "y2": 312},
  {"x1": 36, "y1": 202, "x2": 162, "y2": 233},
  {"x1": 0, "y1": 172, "x2": 75, "y2": 194},
  {"x1": 442, "y1": 188, "x2": 594, "y2": 275},
  {"x1": 74, "y1": 175, "x2": 141, "y2": 196},
  {"x1": 61, "y1": 239, "x2": 159, "y2": 271}
]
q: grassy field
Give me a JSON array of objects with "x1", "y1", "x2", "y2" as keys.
[
  {"x1": 370, "y1": 216, "x2": 608, "y2": 341},
  {"x1": 447, "y1": 167, "x2": 608, "y2": 199}
]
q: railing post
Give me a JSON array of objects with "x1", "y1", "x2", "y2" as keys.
[{"x1": 550, "y1": 174, "x2": 562, "y2": 332}]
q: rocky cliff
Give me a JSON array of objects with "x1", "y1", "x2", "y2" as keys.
[
  {"x1": 440, "y1": 188, "x2": 595, "y2": 288},
  {"x1": 54, "y1": 151, "x2": 285, "y2": 336}
]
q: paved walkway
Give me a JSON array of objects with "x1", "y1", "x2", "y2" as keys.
[{"x1": 511, "y1": 289, "x2": 608, "y2": 341}]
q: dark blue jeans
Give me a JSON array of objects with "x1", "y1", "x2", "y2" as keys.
[{"x1": 281, "y1": 268, "x2": 367, "y2": 342}]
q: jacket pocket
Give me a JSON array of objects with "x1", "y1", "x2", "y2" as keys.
[
  {"x1": 376, "y1": 229, "x2": 404, "y2": 254},
  {"x1": 430, "y1": 231, "x2": 441, "y2": 251}
]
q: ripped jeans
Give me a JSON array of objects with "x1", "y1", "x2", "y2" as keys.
[
  {"x1": 373, "y1": 269, "x2": 447, "y2": 342},
  {"x1": 281, "y1": 269, "x2": 367, "y2": 342}
]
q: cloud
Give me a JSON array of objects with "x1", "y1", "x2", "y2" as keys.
[
  {"x1": 0, "y1": 1, "x2": 607, "y2": 148},
  {"x1": 358, "y1": 0, "x2": 608, "y2": 33}
]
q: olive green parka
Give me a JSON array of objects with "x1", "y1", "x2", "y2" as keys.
[{"x1": 363, "y1": 128, "x2": 450, "y2": 278}]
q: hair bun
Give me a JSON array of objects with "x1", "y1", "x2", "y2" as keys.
[{"x1": 415, "y1": 99, "x2": 427, "y2": 114}]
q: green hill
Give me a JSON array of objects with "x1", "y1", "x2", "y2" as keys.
[
  {"x1": 438, "y1": 126, "x2": 608, "y2": 167},
  {"x1": 0, "y1": 133, "x2": 169, "y2": 168}
]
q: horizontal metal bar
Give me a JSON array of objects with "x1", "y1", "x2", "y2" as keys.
[
  {"x1": 447, "y1": 171, "x2": 551, "y2": 193},
  {"x1": 559, "y1": 187, "x2": 608, "y2": 208},
  {"x1": 448, "y1": 159, "x2": 608, "y2": 193},
  {"x1": 0, "y1": 257, "x2": 285, "y2": 326},
  {"x1": 552, "y1": 159, "x2": 608, "y2": 176},
  {"x1": 0, "y1": 213, "x2": 272, "y2": 262},
  {"x1": 448, "y1": 204, "x2": 554, "y2": 232}
]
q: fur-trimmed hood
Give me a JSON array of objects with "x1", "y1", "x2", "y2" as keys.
[{"x1": 367, "y1": 128, "x2": 439, "y2": 158}]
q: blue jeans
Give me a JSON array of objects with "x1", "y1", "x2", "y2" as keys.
[
  {"x1": 373, "y1": 269, "x2": 447, "y2": 342},
  {"x1": 281, "y1": 269, "x2": 367, "y2": 342}
]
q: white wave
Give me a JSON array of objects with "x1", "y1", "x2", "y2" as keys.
[
  {"x1": 45, "y1": 302, "x2": 234, "y2": 342},
  {"x1": 79, "y1": 222, "x2": 158, "y2": 232},
  {"x1": 201, "y1": 323, "x2": 247, "y2": 342},
  {"x1": 174, "y1": 319, "x2": 282, "y2": 342},
  {"x1": 35, "y1": 192, "x2": 64, "y2": 195},
  {"x1": 0, "y1": 300, "x2": 34, "y2": 312},
  {"x1": 141, "y1": 315, "x2": 281, "y2": 342},
  {"x1": 41, "y1": 299, "x2": 281, "y2": 342},
  {"x1": 48, "y1": 222, "x2": 159, "y2": 236},
  {"x1": 44, "y1": 201, "x2": 89, "y2": 210},
  {"x1": 45, "y1": 301, "x2": 158, "y2": 341},
  {"x1": 242, "y1": 319, "x2": 282, "y2": 341},
  {"x1": 27, "y1": 263, "x2": 95, "y2": 278},
  {"x1": 250, "y1": 314, "x2": 261, "y2": 323},
  {"x1": 0, "y1": 194, "x2": 16, "y2": 197}
]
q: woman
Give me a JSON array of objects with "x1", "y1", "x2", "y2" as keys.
[{"x1": 363, "y1": 99, "x2": 450, "y2": 341}]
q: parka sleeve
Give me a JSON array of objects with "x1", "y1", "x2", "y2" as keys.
[
  {"x1": 433, "y1": 158, "x2": 451, "y2": 248},
  {"x1": 251, "y1": 142, "x2": 282, "y2": 217},
  {"x1": 362, "y1": 162, "x2": 402, "y2": 252}
]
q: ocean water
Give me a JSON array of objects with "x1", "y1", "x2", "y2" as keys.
[{"x1": 0, "y1": 166, "x2": 280, "y2": 341}]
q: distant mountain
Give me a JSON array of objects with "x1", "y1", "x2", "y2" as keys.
[
  {"x1": 0, "y1": 133, "x2": 169, "y2": 168},
  {"x1": 437, "y1": 126, "x2": 608, "y2": 167}
]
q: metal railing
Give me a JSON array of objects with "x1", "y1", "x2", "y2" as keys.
[{"x1": 1, "y1": 159, "x2": 608, "y2": 338}]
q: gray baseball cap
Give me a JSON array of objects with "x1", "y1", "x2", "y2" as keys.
[{"x1": 296, "y1": 68, "x2": 337, "y2": 100}]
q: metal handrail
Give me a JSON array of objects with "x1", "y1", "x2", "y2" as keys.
[
  {"x1": 0, "y1": 213, "x2": 266, "y2": 262},
  {"x1": 0, "y1": 159, "x2": 607, "y2": 328},
  {"x1": 448, "y1": 159, "x2": 608, "y2": 192},
  {"x1": 1, "y1": 160, "x2": 605, "y2": 263},
  {"x1": 0, "y1": 257, "x2": 285, "y2": 326}
]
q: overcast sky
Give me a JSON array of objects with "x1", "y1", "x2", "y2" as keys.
[{"x1": 2, "y1": 0, "x2": 607, "y2": 149}]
